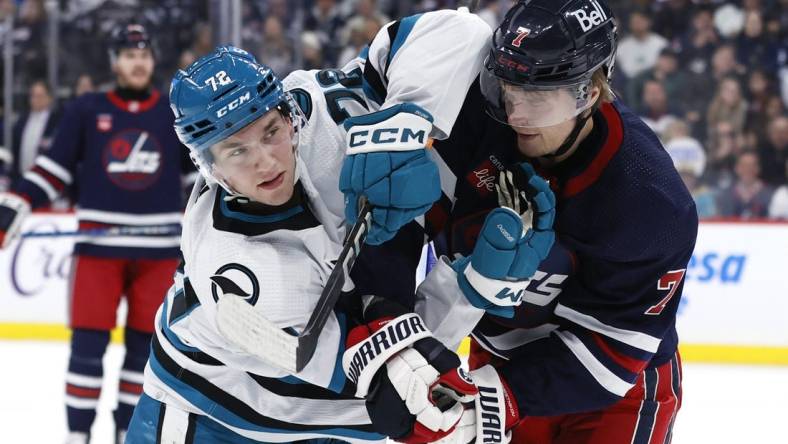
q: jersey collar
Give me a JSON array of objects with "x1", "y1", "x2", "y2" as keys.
[
  {"x1": 106, "y1": 88, "x2": 161, "y2": 113},
  {"x1": 540, "y1": 102, "x2": 624, "y2": 199}
]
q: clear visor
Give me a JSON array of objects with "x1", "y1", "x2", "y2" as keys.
[
  {"x1": 480, "y1": 68, "x2": 593, "y2": 129},
  {"x1": 191, "y1": 92, "x2": 307, "y2": 195}
]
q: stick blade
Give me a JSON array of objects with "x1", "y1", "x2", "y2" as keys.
[{"x1": 216, "y1": 296, "x2": 300, "y2": 374}]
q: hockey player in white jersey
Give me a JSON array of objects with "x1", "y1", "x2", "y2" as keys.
[{"x1": 125, "y1": 8, "x2": 492, "y2": 441}]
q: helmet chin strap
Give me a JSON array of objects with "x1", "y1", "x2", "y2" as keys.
[{"x1": 541, "y1": 108, "x2": 593, "y2": 160}]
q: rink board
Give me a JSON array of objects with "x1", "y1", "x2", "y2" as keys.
[{"x1": 1, "y1": 213, "x2": 787, "y2": 365}]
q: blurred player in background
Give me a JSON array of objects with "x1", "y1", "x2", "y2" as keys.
[
  {"x1": 342, "y1": 1, "x2": 699, "y2": 442},
  {"x1": 0, "y1": 23, "x2": 193, "y2": 444}
]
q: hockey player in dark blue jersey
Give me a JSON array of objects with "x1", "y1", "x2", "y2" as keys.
[
  {"x1": 344, "y1": 1, "x2": 699, "y2": 443},
  {"x1": 0, "y1": 23, "x2": 193, "y2": 444}
]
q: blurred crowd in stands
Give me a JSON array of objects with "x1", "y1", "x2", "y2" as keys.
[{"x1": 1, "y1": 0, "x2": 788, "y2": 219}]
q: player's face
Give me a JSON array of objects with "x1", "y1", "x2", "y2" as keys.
[
  {"x1": 113, "y1": 48, "x2": 154, "y2": 90},
  {"x1": 210, "y1": 109, "x2": 296, "y2": 205},
  {"x1": 510, "y1": 85, "x2": 600, "y2": 158},
  {"x1": 512, "y1": 118, "x2": 579, "y2": 158}
]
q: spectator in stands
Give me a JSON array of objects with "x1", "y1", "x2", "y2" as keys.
[
  {"x1": 616, "y1": 9, "x2": 668, "y2": 80},
  {"x1": 707, "y1": 120, "x2": 745, "y2": 188},
  {"x1": 717, "y1": 150, "x2": 775, "y2": 218},
  {"x1": 714, "y1": 3, "x2": 746, "y2": 40},
  {"x1": 263, "y1": 0, "x2": 291, "y2": 26},
  {"x1": 652, "y1": 0, "x2": 693, "y2": 42},
  {"x1": 305, "y1": 0, "x2": 345, "y2": 65},
  {"x1": 639, "y1": 79, "x2": 680, "y2": 138},
  {"x1": 476, "y1": 0, "x2": 505, "y2": 30},
  {"x1": 742, "y1": 0, "x2": 763, "y2": 14},
  {"x1": 735, "y1": 10, "x2": 778, "y2": 73},
  {"x1": 710, "y1": 44, "x2": 747, "y2": 85},
  {"x1": 73, "y1": 73, "x2": 94, "y2": 97},
  {"x1": 191, "y1": 22, "x2": 213, "y2": 58},
  {"x1": 627, "y1": 48, "x2": 700, "y2": 116},
  {"x1": 13, "y1": 0, "x2": 48, "y2": 83},
  {"x1": 301, "y1": 31, "x2": 325, "y2": 71},
  {"x1": 745, "y1": 69, "x2": 778, "y2": 138},
  {"x1": 707, "y1": 76, "x2": 748, "y2": 141},
  {"x1": 664, "y1": 120, "x2": 718, "y2": 218},
  {"x1": 341, "y1": 0, "x2": 388, "y2": 44},
  {"x1": 677, "y1": 5, "x2": 720, "y2": 76},
  {"x1": 257, "y1": 15, "x2": 293, "y2": 77},
  {"x1": 769, "y1": 184, "x2": 788, "y2": 218},
  {"x1": 177, "y1": 50, "x2": 197, "y2": 71},
  {"x1": 758, "y1": 115, "x2": 788, "y2": 185},
  {"x1": 338, "y1": 16, "x2": 381, "y2": 67},
  {"x1": 10, "y1": 80, "x2": 59, "y2": 183}
]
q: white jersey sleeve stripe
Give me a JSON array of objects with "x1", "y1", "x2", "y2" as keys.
[
  {"x1": 555, "y1": 330, "x2": 635, "y2": 397},
  {"x1": 66, "y1": 372, "x2": 103, "y2": 388},
  {"x1": 555, "y1": 303, "x2": 662, "y2": 353},
  {"x1": 65, "y1": 395, "x2": 100, "y2": 409},
  {"x1": 120, "y1": 369, "x2": 146, "y2": 384},
  {"x1": 23, "y1": 170, "x2": 58, "y2": 201},
  {"x1": 386, "y1": 14, "x2": 423, "y2": 72},
  {"x1": 36, "y1": 155, "x2": 72, "y2": 184},
  {"x1": 76, "y1": 209, "x2": 183, "y2": 226}
]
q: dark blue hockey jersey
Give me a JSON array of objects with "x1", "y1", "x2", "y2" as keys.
[
  {"x1": 352, "y1": 80, "x2": 698, "y2": 417},
  {"x1": 433, "y1": 90, "x2": 697, "y2": 416},
  {"x1": 13, "y1": 90, "x2": 192, "y2": 259}
]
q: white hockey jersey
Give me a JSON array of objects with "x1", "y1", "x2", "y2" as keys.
[{"x1": 140, "y1": 9, "x2": 491, "y2": 443}]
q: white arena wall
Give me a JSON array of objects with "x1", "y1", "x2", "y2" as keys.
[{"x1": 1, "y1": 212, "x2": 787, "y2": 365}]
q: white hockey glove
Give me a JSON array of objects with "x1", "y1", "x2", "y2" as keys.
[
  {"x1": 0, "y1": 192, "x2": 31, "y2": 248},
  {"x1": 343, "y1": 298, "x2": 478, "y2": 443},
  {"x1": 432, "y1": 365, "x2": 520, "y2": 444}
]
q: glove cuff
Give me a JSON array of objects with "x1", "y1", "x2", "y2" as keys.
[
  {"x1": 345, "y1": 103, "x2": 434, "y2": 155},
  {"x1": 463, "y1": 260, "x2": 529, "y2": 307},
  {"x1": 343, "y1": 312, "x2": 432, "y2": 397},
  {"x1": 472, "y1": 365, "x2": 521, "y2": 440}
]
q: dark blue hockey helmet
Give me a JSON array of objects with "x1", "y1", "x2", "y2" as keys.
[
  {"x1": 480, "y1": 0, "x2": 618, "y2": 128},
  {"x1": 109, "y1": 22, "x2": 154, "y2": 62},
  {"x1": 170, "y1": 46, "x2": 303, "y2": 191}
]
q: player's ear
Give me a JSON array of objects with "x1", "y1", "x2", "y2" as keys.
[{"x1": 588, "y1": 85, "x2": 601, "y2": 108}]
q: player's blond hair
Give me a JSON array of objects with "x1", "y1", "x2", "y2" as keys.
[{"x1": 592, "y1": 67, "x2": 616, "y2": 105}]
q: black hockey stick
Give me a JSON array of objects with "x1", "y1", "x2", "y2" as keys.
[{"x1": 216, "y1": 199, "x2": 373, "y2": 373}]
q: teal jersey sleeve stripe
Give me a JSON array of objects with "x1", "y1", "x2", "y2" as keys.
[{"x1": 387, "y1": 14, "x2": 423, "y2": 68}]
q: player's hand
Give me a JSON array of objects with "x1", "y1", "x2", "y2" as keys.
[
  {"x1": 366, "y1": 337, "x2": 478, "y2": 443},
  {"x1": 0, "y1": 192, "x2": 31, "y2": 248},
  {"x1": 343, "y1": 297, "x2": 477, "y2": 443},
  {"x1": 431, "y1": 365, "x2": 519, "y2": 444},
  {"x1": 495, "y1": 161, "x2": 556, "y2": 236},
  {"x1": 340, "y1": 103, "x2": 441, "y2": 245},
  {"x1": 451, "y1": 163, "x2": 555, "y2": 318}
]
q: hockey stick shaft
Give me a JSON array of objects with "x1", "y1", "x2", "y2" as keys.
[
  {"x1": 21, "y1": 224, "x2": 182, "y2": 238},
  {"x1": 295, "y1": 199, "x2": 372, "y2": 371},
  {"x1": 215, "y1": 199, "x2": 372, "y2": 373}
]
